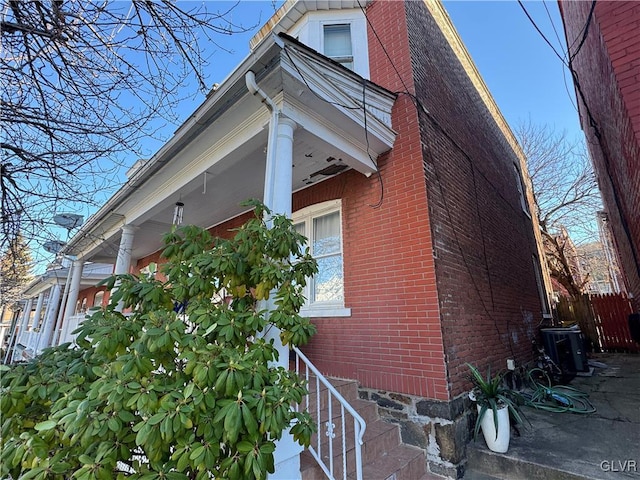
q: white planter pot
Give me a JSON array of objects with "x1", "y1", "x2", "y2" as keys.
[{"x1": 477, "y1": 404, "x2": 510, "y2": 453}]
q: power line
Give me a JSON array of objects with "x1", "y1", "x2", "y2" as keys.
[
  {"x1": 568, "y1": 0, "x2": 597, "y2": 61},
  {"x1": 356, "y1": 0, "x2": 413, "y2": 98},
  {"x1": 517, "y1": 0, "x2": 568, "y2": 67}
]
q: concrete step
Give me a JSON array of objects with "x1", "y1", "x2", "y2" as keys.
[
  {"x1": 418, "y1": 474, "x2": 448, "y2": 480},
  {"x1": 302, "y1": 445, "x2": 426, "y2": 480},
  {"x1": 467, "y1": 444, "x2": 600, "y2": 480},
  {"x1": 460, "y1": 468, "x2": 504, "y2": 480},
  {"x1": 300, "y1": 376, "x2": 431, "y2": 480},
  {"x1": 303, "y1": 419, "x2": 401, "y2": 479},
  {"x1": 352, "y1": 444, "x2": 426, "y2": 480}
]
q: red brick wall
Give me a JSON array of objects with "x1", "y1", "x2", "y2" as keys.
[
  {"x1": 292, "y1": 0, "x2": 448, "y2": 399},
  {"x1": 76, "y1": 286, "x2": 109, "y2": 312},
  {"x1": 560, "y1": 1, "x2": 640, "y2": 311},
  {"x1": 404, "y1": 1, "x2": 542, "y2": 396}
]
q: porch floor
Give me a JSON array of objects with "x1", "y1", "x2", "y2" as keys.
[{"x1": 465, "y1": 353, "x2": 640, "y2": 480}]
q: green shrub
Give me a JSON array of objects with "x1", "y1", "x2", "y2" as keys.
[{"x1": 1, "y1": 201, "x2": 318, "y2": 480}]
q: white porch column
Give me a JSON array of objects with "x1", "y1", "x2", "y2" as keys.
[
  {"x1": 31, "y1": 292, "x2": 46, "y2": 330},
  {"x1": 263, "y1": 116, "x2": 301, "y2": 480},
  {"x1": 271, "y1": 117, "x2": 296, "y2": 216},
  {"x1": 114, "y1": 225, "x2": 137, "y2": 312},
  {"x1": 263, "y1": 116, "x2": 297, "y2": 369},
  {"x1": 55, "y1": 258, "x2": 84, "y2": 345},
  {"x1": 10, "y1": 298, "x2": 33, "y2": 362},
  {"x1": 115, "y1": 225, "x2": 136, "y2": 275},
  {"x1": 36, "y1": 284, "x2": 62, "y2": 353}
]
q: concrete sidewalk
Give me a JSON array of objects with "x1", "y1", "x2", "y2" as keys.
[{"x1": 465, "y1": 353, "x2": 640, "y2": 480}]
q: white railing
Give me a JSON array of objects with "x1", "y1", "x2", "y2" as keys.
[
  {"x1": 12, "y1": 329, "x2": 39, "y2": 362},
  {"x1": 293, "y1": 346, "x2": 366, "y2": 480},
  {"x1": 58, "y1": 313, "x2": 86, "y2": 345}
]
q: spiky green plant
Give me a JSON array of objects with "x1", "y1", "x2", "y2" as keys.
[{"x1": 467, "y1": 364, "x2": 526, "y2": 441}]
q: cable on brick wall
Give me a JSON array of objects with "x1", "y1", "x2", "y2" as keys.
[
  {"x1": 421, "y1": 112, "x2": 517, "y2": 359},
  {"x1": 359, "y1": 0, "x2": 539, "y2": 358},
  {"x1": 568, "y1": 0, "x2": 597, "y2": 61}
]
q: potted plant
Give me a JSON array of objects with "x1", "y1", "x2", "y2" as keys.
[{"x1": 467, "y1": 363, "x2": 526, "y2": 453}]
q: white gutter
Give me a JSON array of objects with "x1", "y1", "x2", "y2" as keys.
[{"x1": 63, "y1": 35, "x2": 282, "y2": 257}]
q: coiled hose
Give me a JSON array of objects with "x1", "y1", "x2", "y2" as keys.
[{"x1": 523, "y1": 368, "x2": 596, "y2": 414}]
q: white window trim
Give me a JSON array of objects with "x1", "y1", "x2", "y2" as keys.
[
  {"x1": 294, "y1": 200, "x2": 351, "y2": 318},
  {"x1": 513, "y1": 163, "x2": 532, "y2": 218}
]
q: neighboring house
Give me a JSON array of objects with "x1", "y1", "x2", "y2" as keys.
[
  {"x1": 559, "y1": 1, "x2": 640, "y2": 311},
  {"x1": 577, "y1": 240, "x2": 623, "y2": 295},
  {"x1": 2, "y1": 262, "x2": 111, "y2": 363},
  {"x1": 8, "y1": 1, "x2": 551, "y2": 477}
]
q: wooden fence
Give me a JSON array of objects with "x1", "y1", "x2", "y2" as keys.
[
  {"x1": 555, "y1": 293, "x2": 638, "y2": 353},
  {"x1": 590, "y1": 293, "x2": 638, "y2": 352}
]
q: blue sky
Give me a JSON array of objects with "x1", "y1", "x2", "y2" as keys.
[
  {"x1": 203, "y1": 0, "x2": 583, "y2": 138},
  {"x1": 443, "y1": 0, "x2": 582, "y2": 140}
]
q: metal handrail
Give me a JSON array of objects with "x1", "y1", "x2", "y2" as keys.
[{"x1": 292, "y1": 346, "x2": 366, "y2": 480}]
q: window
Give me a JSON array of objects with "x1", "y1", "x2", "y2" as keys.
[
  {"x1": 286, "y1": 12, "x2": 369, "y2": 77},
  {"x1": 293, "y1": 201, "x2": 350, "y2": 317},
  {"x1": 93, "y1": 291, "x2": 104, "y2": 308},
  {"x1": 513, "y1": 163, "x2": 530, "y2": 216},
  {"x1": 323, "y1": 24, "x2": 353, "y2": 70},
  {"x1": 532, "y1": 255, "x2": 551, "y2": 317}
]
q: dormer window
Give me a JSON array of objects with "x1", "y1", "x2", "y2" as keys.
[
  {"x1": 324, "y1": 24, "x2": 353, "y2": 70},
  {"x1": 285, "y1": 10, "x2": 369, "y2": 78}
]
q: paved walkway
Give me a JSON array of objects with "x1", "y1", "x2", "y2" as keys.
[{"x1": 466, "y1": 353, "x2": 640, "y2": 479}]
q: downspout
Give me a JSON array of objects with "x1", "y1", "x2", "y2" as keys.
[{"x1": 245, "y1": 71, "x2": 279, "y2": 212}]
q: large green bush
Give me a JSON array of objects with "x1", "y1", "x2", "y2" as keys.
[{"x1": 1, "y1": 202, "x2": 318, "y2": 480}]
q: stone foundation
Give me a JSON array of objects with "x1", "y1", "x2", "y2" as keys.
[{"x1": 359, "y1": 388, "x2": 474, "y2": 479}]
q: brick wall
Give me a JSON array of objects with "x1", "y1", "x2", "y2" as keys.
[
  {"x1": 293, "y1": 0, "x2": 449, "y2": 401},
  {"x1": 559, "y1": 1, "x2": 640, "y2": 311},
  {"x1": 405, "y1": 0, "x2": 542, "y2": 397}
]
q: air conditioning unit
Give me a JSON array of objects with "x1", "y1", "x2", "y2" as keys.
[{"x1": 541, "y1": 326, "x2": 589, "y2": 373}]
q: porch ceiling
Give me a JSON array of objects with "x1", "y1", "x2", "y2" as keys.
[{"x1": 69, "y1": 34, "x2": 397, "y2": 265}]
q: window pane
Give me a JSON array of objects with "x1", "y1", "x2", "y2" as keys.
[
  {"x1": 313, "y1": 254, "x2": 344, "y2": 302},
  {"x1": 93, "y1": 292, "x2": 104, "y2": 308},
  {"x1": 324, "y1": 24, "x2": 352, "y2": 58},
  {"x1": 313, "y1": 212, "x2": 340, "y2": 256}
]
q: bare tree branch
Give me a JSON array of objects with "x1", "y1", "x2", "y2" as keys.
[
  {"x1": 1, "y1": 0, "x2": 254, "y2": 265},
  {"x1": 516, "y1": 120, "x2": 603, "y2": 299}
]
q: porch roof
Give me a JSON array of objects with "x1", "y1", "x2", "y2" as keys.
[
  {"x1": 21, "y1": 263, "x2": 113, "y2": 298},
  {"x1": 61, "y1": 33, "x2": 396, "y2": 265}
]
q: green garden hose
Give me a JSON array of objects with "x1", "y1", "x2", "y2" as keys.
[{"x1": 523, "y1": 368, "x2": 596, "y2": 414}]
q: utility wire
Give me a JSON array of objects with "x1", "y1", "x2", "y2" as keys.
[
  {"x1": 568, "y1": 0, "x2": 597, "y2": 61},
  {"x1": 356, "y1": 0, "x2": 413, "y2": 100},
  {"x1": 518, "y1": 0, "x2": 640, "y2": 277},
  {"x1": 517, "y1": 0, "x2": 568, "y2": 66},
  {"x1": 281, "y1": 43, "x2": 385, "y2": 207}
]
